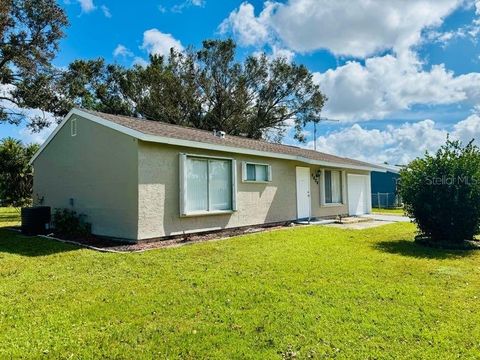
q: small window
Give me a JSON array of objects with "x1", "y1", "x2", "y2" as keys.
[
  {"x1": 243, "y1": 162, "x2": 272, "y2": 182},
  {"x1": 71, "y1": 119, "x2": 77, "y2": 137},
  {"x1": 324, "y1": 170, "x2": 343, "y2": 204}
]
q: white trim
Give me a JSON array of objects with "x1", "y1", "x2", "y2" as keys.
[
  {"x1": 183, "y1": 153, "x2": 234, "y2": 161},
  {"x1": 71, "y1": 119, "x2": 77, "y2": 137},
  {"x1": 29, "y1": 108, "x2": 386, "y2": 172},
  {"x1": 180, "y1": 210, "x2": 235, "y2": 218},
  {"x1": 242, "y1": 161, "x2": 272, "y2": 183},
  {"x1": 242, "y1": 180, "x2": 271, "y2": 184},
  {"x1": 296, "y1": 166, "x2": 311, "y2": 219},
  {"x1": 179, "y1": 153, "x2": 237, "y2": 217},
  {"x1": 320, "y1": 169, "x2": 346, "y2": 207},
  {"x1": 179, "y1": 154, "x2": 187, "y2": 216},
  {"x1": 231, "y1": 159, "x2": 237, "y2": 211},
  {"x1": 322, "y1": 203, "x2": 343, "y2": 207}
]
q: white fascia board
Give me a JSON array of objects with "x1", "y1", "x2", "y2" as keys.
[
  {"x1": 30, "y1": 108, "x2": 385, "y2": 172},
  {"x1": 29, "y1": 109, "x2": 75, "y2": 165}
]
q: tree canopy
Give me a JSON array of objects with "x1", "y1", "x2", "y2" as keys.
[
  {"x1": 0, "y1": 0, "x2": 68, "y2": 129},
  {"x1": 55, "y1": 40, "x2": 327, "y2": 142},
  {"x1": 1, "y1": 0, "x2": 326, "y2": 143}
]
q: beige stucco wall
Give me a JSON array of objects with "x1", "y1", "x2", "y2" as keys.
[
  {"x1": 33, "y1": 115, "x2": 371, "y2": 241},
  {"x1": 32, "y1": 115, "x2": 139, "y2": 240},
  {"x1": 310, "y1": 167, "x2": 370, "y2": 218},
  {"x1": 137, "y1": 141, "x2": 371, "y2": 240}
]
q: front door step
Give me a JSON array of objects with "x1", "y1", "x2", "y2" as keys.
[{"x1": 335, "y1": 216, "x2": 373, "y2": 224}]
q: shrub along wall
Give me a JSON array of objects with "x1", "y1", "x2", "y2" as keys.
[{"x1": 399, "y1": 139, "x2": 480, "y2": 244}]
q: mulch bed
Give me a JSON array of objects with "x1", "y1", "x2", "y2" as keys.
[
  {"x1": 35, "y1": 222, "x2": 296, "y2": 253},
  {"x1": 415, "y1": 235, "x2": 480, "y2": 250}
]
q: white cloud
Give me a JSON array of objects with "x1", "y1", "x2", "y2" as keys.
[
  {"x1": 219, "y1": 1, "x2": 480, "y2": 121},
  {"x1": 270, "y1": 46, "x2": 295, "y2": 63},
  {"x1": 452, "y1": 113, "x2": 480, "y2": 143},
  {"x1": 221, "y1": 0, "x2": 463, "y2": 57},
  {"x1": 426, "y1": 1, "x2": 480, "y2": 46},
  {"x1": 113, "y1": 44, "x2": 133, "y2": 58},
  {"x1": 101, "y1": 5, "x2": 111, "y2": 18},
  {"x1": 219, "y1": 2, "x2": 273, "y2": 47},
  {"x1": 253, "y1": 45, "x2": 296, "y2": 63},
  {"x1": 309, "y1": 116, "x2": 480, "y2": 164},
  {"x1": 141, "y1": 29, "x2": 184, "y2": 57},
  {"x1": 133, "y1": 57, "x2": 149, "y2": 67},
  {"x1": 19, "y1": 126, "x2": 53, "y2": 145},
  {"x1": 171, "y1": 0, "x2": 205, "y2": 13},
  {"x1": 313, "y1": 51, "x2": 480, "y2": 120},
  {"x1": 77, "y1": 0, "x2": 96, "y2": 13},
  {"x1": 0, "y1": 85, "x2": 56, "y2": 144}
]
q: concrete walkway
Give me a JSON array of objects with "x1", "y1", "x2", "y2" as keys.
[
  {"x1": 324, "y1": 220, "x2": 396, "y2": 230},
  {"x1": 361, "y1": 214, "x2": 412, "y2": 223}
]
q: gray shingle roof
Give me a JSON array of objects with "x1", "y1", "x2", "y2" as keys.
[{"x1": 81, "y1": 109, "x2": 380, "y2": 170}]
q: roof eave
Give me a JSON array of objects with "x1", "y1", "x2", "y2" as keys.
[{"x1": 30, "y1": 108, "x2": 386, "y2": 172}]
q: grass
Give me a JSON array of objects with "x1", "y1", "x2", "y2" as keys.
[
  {"x1": 0, "y1": 206, "x2": 21, "y2": 227},
  {"x1": 372, "y1": 207, "x2": 405, "y2": 215},
  {"x1": 1, "y1": 208, "x2": 480, "y2": 359}
]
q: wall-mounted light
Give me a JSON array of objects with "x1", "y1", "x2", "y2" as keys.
[{"x1": 312, "y1": 170, "x2": 321, "y2": 184}]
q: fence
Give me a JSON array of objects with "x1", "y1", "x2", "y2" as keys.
[{"x1": 371, "y1": 192, "x2": 402, "y2": 208}]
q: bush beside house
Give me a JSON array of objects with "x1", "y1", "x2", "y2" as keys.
[{"x1": 400, "y1": 139, "x2": 480, "y2": 245}]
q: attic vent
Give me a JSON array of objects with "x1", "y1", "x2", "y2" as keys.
[
  {"x1": 71, "y1": 119, "x2": 77, "y2": 137},
  {"x1": 213, "y1": 130, "x2": 226, "y2": 139}
]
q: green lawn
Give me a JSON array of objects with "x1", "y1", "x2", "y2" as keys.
[
  {"x1": 0, "y1": 206, "x2": 21, "y2": 227},
  {"x1": 372, "y1": 207, "x2": 405, "y2": 215},
  {"x1": 1, "y1": 208, "x2": 480, "y2": 359}
]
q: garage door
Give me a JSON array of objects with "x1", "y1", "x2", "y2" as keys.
[{"x1": 347, "y1": 174, "x2": 369, "y2": 216}]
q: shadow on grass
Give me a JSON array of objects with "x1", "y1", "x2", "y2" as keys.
[
  {"x1": 374, "y1": 239, "x2": 475, "y2": 259},
  {"x1": 0, "y1": 229, "x2": 78, "y2": 257}
]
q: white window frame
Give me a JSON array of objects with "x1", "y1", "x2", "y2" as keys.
[
  {"x1": 241, "y1": 161, "x2": 272, "y2": 183},
  {"x1": 179, "y1": 153, "x2": 237, "y2": 217},
  {"x1": 71, "y1": 119, "x2": 77, "y2": 137},
  {"x1": 320, "y1": 169, "x2": 346, "y2": 207}
]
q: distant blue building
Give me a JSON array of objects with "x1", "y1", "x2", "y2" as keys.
[{"x1": 371, "y1": 164, "x2": 402, "y2": 208}]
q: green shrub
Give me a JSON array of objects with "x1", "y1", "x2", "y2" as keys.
[
  {"x1": 399, "y1": 139, "x2": 480, "y2": 244},
  {"x1": 52, "y1": 209, "x2": 91, "y2": 238},
  {"x1": 0, "y1": 138, "x2": 39, "y2": 207}
]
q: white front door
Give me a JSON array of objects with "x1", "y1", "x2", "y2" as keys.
[
  {"x1": 296, "y1": 167, "x2": 311, "y2": 219},
  {"x1": 348, "y1": 174, "x2": 369, "y2": 215}
]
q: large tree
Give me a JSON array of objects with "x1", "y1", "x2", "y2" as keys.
[
  {"x1": 1, "y1": 3, "x2": 326, "y2": 143},
  {"x1": 55, "y1": 40, "x2": 327, "y2": 142},
  {"x1": 0, "y1": 0, "x2": 68, "y2": 130}
]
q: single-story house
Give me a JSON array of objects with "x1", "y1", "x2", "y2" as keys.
[
  {"x1": 30, "y1": 108, "x2": 384, "y2": 241},
  {"x1": 371, "y1": 164, "x2": 402, "y2": 208}
]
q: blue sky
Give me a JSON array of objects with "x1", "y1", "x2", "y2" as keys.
[{"x1": 2, "y1": 0, "x2": 480, "y2": 164}]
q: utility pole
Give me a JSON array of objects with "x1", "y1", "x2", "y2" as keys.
[{"x1": 313, "y1": 117, "x2": 340, "y2": 151}]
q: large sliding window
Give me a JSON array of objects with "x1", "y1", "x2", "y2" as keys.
[
  {"x1": 324, "y1": 170, "x2": 343, "y2": 204},
  {"x1": 181, "y1": 155, "x2": 236, "y2": 215}
]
